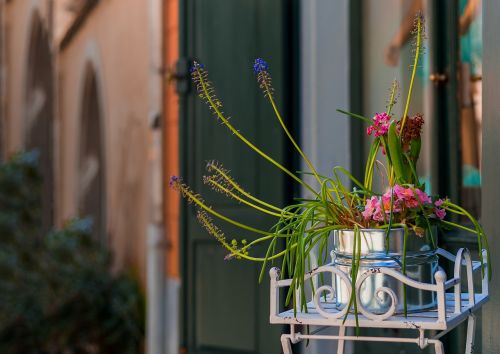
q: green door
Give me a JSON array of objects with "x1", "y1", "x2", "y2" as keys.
[{"x1": 179, "y1": 1, "x2": 297, "y2": 353}]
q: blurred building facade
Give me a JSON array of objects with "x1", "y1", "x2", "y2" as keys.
[
  {"x1": 0, "y1": 0, "x2": 157, "y2": 279},
  {"x1": 0, "y1": 1, "x2": 178, "y2": 352}
]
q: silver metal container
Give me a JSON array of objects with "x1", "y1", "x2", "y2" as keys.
[{"x1": 332, "y1": 228, "x2": 438, "y2": 314}]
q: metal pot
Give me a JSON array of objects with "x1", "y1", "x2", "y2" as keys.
[{"x1": 332, "y1": 228, "x2": 438, "y2": 315}]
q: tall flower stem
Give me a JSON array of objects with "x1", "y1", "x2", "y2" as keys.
[
  {"x1": 401, "y1": 14, "x2": 423, "y2": 134},
  {"x1": 178, "y1": 183, "x2": 269, "y2": 235},
  {"x1": 200, "y1": 215, "x2": 295, "y2": 262},
  {"x1": 386, "y1": 80, "x2": 398, "y2": 116},
  {"x1": 208, "y1": 162, "x2": 291, "y2": 215},
  {"x1": 194, "y1": 66, "x2": 319, "y2": 196},
  {"x1": 263, "y1": 82, "x2": 323, "y2": 187},
  {"x1": 386, "y1": 81, "x2": 399, "y2": 185},
  {"x1": 205, "y1": 179, "x2": 284, "y2": 217}
]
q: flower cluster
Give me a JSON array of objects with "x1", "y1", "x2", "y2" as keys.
[
  {"x1": 253, "y1": 58, "x2": 269, "y2": 74},
  {"x1": 366, "y1": 112, "x2": 391, "y2": 137},
  {"x1": 362, "y1": 185, "x2": 446, "y2": 224},
  {"x1": 253, "y1": 58, "x2": 274, "y2": 98},
  {"x1": 398, "y1": 114, "x2": 424, "y2": 145},
  {"x1": 189, "y1": 61, "x2": 205, "y2": 73}
]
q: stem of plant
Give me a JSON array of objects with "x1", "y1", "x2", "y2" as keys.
[
  {"x1": 400, "y1": 16, "x2": 422, "y2": 134},
  {"x1": 196, "y1": 70, "x2": 319, "y2": 196}
]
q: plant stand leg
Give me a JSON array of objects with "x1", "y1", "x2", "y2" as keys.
[
  {"x1": 281, "y1": 334, "x2": 293, "y2": 354},
  {"x1": 465, "y1": 314, "x2": 476, "y2": 354},
  {"x1": 429, "y1": 339, "x2": 445, "y2": 354},
  {"x1": 337, "y1": 326, "x2": 346, "y2": 354}
]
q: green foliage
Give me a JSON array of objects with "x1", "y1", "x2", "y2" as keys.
[
  {"x1": 0, "y1": 152, "x2": 144, "y2": 354},
  {"x1": 387, "y1": 122, "x2": 406, "y2": 183},
  {"x1": 0, "y1": 151, "x2": 42, "y2": 241}
]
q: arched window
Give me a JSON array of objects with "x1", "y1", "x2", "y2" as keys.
[
  {"x1": 79, "y1": 65, "x2": 106, "y2": 242},
  {"x1": 24, "y1": 12, "x2": 54, "y2": 235}
]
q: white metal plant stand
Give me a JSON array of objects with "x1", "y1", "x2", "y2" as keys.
[{"x1": 269, "y1": 248, "x2": 489, "y2": 354}]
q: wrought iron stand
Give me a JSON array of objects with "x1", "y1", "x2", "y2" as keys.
[{"x1": 269, "y1": 248, "x2": 489, "y2": 354}]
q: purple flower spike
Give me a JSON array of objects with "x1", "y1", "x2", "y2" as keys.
[
  {"x1": 253, "y1": 58, "x2": 269, "y2": 74},
  {"x1": 169, "y1": 175, "x2": 180, "y2": 188},
  {"x1": 190, "y1": 61, "x2": 205, "y2": 73}
]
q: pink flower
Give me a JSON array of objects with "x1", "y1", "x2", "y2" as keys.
[
  {"x1": 392, "y1": 185, "x2": 418, "y2": 208},
  {"x1": 363, "y1": 196, "x2": 380, "y2": 220},
  {"x1": 373, "y1": 208, "x2": 385, "y2": 222},
  {"x1": 366, "y1": 112, "x2": 391, "y2": 137},
  {"x1": 381, "y1": 191, "x2": 402, "y2": 213},
  {"x1": 434, "y1": 199, "x2": 446, "y2": 219},
  {"x1": 435, "y1": 208, "x2": 446, "y2": 219},
  {"x1": 393, "y1": 184, "x2": 413, "y2": 200},
  {"x1": 404, "y1": 197, "x2": 419, "y2": 208},
  {"x1": 415, "y1": 189, "x2": 432, "y2": 204}
]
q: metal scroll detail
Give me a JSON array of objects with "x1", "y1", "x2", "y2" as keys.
[
  {"x1": 310, "y1": 265, "x2": 435, "y2": 321},
  {"x1": 355, "y1": 268, "x2": 398, "y2": 321},
  {"x1": 352, "y1": 266, "x2": 440, "y2": 321},
  {"x1": 312, "y1": 266, "x2": 352, "y2": 319}
]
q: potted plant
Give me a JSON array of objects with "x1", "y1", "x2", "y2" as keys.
[{"x1": 171, "y1": 13, "x2": 490, "y2": 322}]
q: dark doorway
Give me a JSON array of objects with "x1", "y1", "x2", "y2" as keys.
[
  {"x1": 25, "y1": 12, "x2": 54, "y2": 235},
  {"x1": 79, "y1": 65, "x2": 106, "y2": 242},
  {"x1": 179, "y1": 1, "x2": 299, "y2": 353}
]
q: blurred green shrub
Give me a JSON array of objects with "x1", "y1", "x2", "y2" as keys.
[{"x1": 0, "y1": 151, "x2": 144, "y2": 354}]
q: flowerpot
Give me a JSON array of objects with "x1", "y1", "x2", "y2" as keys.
[{"x1": 332, "y1": 228, "x2": 438, "y2": 315}]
